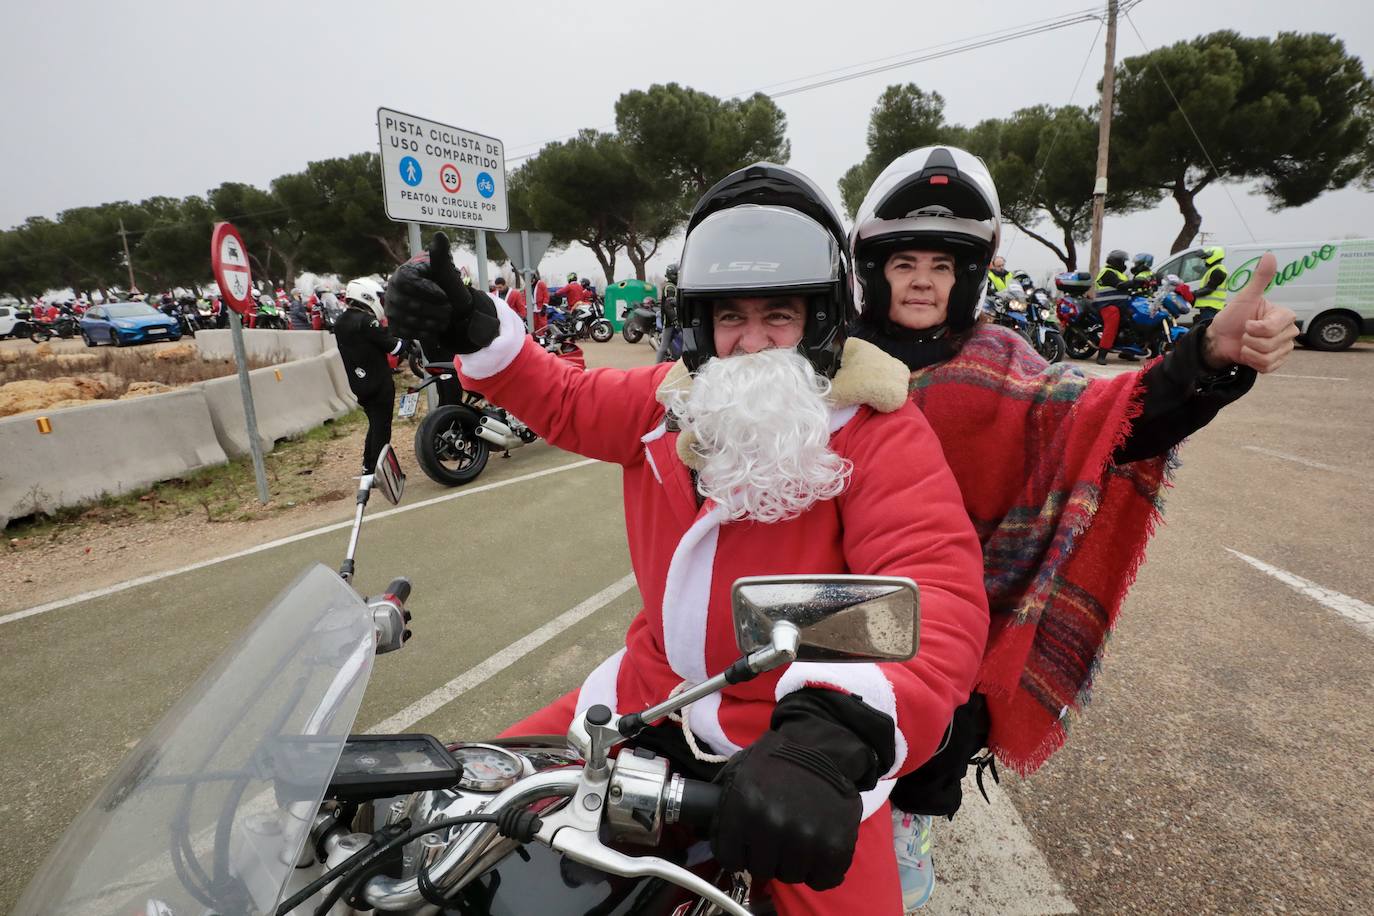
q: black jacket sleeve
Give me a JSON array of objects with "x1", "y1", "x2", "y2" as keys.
[
  {"x1": 1194, "y1": 266, "x2": 1228, "y2": 300},
  {"x1": 361, "y1": 318, "x2": 403, "y2": 355},
  {"x1": 1114, "y1": 319, "x2": 1256, "y2": 464}
]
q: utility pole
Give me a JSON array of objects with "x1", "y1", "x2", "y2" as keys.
[
  {"x1": 117, "y1": 218, "x2": 138, "y2": 293},
  {"x1": 1087, "y1": 0, "x2": 1119, "y2": 282}
]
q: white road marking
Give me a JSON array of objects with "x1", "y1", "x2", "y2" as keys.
[
  {"x1": 930, "y1": 777, "x2": 1078, "y2": 915},
  {"x1": 0, "y1": 458, "x2": 601, "y2": 627},
  {"x1": 1227, "y1": 549, "x2": 1374, "y2": 636},
  {"x1": 1273, "y1": 373, "x2": 1348, "y2": 381},
  {"x1": 1241, "y1": 445, "x2": 1346, "y2": 473},
  {"x1": 366, "y1": 573, "x2": 637, "y2": 733}
]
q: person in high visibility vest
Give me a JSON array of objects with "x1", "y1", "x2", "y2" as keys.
[
  {"x1": 987, "y1": 255, "x2": 1010, "y2": 293},
  {"x1": 1094, "y1": 249, "x2": 1136, "y2": 364},
  {"x1": 1131, "y1": 252, "x2": 1154, "y2": 281},
  {"x1": 1193, "y1": 247, "x2": 1229, "y2": 323}
]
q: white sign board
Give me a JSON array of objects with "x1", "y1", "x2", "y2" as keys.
[{"x1": 377, "y1": 106, "x2": 508, "y2": 231}]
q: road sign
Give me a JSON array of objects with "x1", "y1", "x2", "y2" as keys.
[
  {"x1": 210, "y1": 222, "x2": 254, "y2": 315},
  {"x1": 208, "y1": 221, "x2": 270, "y2": 503},
  {"x1": 494, "y1": 231, "x2": 552, "y2": 273},
  {"x1": 377, "y1": 106, "x2": 507, "y2": 231}
]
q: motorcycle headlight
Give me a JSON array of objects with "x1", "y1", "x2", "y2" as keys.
[
  {"x1": 1009, "y1": 301, "x2": 1027, "y2": 312},
  {"x1": 1039, "y1": 307, "x2": 1054, "y2": 321}
]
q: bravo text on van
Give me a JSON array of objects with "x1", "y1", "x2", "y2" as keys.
[{"x1": 1156, "y1": 239, "x2": 1374, "y2": 351}]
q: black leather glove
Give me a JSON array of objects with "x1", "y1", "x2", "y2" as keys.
[
  {"x1": 711, "y1": 689, "x2": 895, "y2": 890},
  {"x1": 384, "y1": 231, "x2": 500, "y2": 353}
]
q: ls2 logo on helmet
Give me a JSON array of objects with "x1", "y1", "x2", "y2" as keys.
[{"x1": 708, "y1": 261, "x2": 781, "y2": 273}]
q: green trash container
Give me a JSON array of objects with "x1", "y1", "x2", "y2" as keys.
[{"x1": 603, "y1": 279, "x2": 658, "y2": 330}]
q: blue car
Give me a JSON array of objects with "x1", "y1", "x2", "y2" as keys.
[{"x1": 79, "y1": 302, "x2": 182, "y2": 347}]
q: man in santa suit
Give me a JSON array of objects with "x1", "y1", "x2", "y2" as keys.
[{"x1": 384, "y1": 164, "x2": 988, "y2": 915}]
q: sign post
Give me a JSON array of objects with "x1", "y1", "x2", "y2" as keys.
[
  {"x1": 495, "y1": 230, "x2": 553, "y2": 334},
  {"x1": 210, "y1": 222, "x2": 270, "y2": 505}
]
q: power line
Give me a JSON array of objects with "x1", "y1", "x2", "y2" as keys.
[
  {"x1": 503, "y1": 5, "x2": 1106, "y2": 162},
  {"x1": 1003, "y1": 14, "x2": 1107, "y2": 260},
  {"x1": 4, "y1": 8, "x2": 1109, "y2": 272},
  {"x1": 1122, "y1": 9, "x2": 1257, "y2": 242}
]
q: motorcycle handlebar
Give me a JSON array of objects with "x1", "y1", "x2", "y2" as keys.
[
  {"x1": 383, "y1": 577, "x2": 411, "y2": 605},
  {"x1": 674, "y1": 778, "x2": 722, "y2": 834}
]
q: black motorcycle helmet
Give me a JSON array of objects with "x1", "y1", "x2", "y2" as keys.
[
  {"x1": 677, "y1": 163, "x2": 853, "y2": 378},
  {"x1": 1106, "y1": 249, "x2": 1129, "y2": 272},
  {"x1": 665, "y1": 263, "x2": 679, "y2": 284}
]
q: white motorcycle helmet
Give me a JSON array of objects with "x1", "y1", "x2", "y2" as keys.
[
  {"x1": 344, "y1": 277, "x2": 385, "y2": 322},
  {"x1": 851, "y1": 146, "x2": 1001, "y2": 334}
]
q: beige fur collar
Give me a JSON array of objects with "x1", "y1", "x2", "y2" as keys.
[{"x1": 654, "y1": 338, "x2": 909, "y2": 469}]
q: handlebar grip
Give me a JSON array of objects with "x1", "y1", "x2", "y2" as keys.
[
  {"x1": 676, "y1": 778, "x2": 722, "y2": 834},
  {"x1": 384, "y1": 577, "x2": 411, "y2": 605}
]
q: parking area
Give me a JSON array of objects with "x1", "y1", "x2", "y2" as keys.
[{"x1": 1, "y1": 341, "x2": 1371, "y2": 913}]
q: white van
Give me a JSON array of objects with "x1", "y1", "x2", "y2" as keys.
[{"x1": 1155, "y1": 239, "x2": 1374, "y2": 350}]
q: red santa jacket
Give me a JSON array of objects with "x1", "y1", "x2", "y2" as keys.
[
  {"x1": 554, "y1": 283, "x2": 588, "y2": 307},
  {"x1": 458, "y1": 301, "x2": 988, "y2": 816}
]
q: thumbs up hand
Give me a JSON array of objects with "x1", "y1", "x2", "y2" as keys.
[{"x1": 1201, "y1": 252, "x2": 1299, "y2": 373}]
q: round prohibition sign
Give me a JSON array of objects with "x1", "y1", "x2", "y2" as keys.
[{"x1": 439, "y1": 163, "x2": 462, "y2": 194}]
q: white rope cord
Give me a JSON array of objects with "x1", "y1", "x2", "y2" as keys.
[{"x1": 667, "y1": 680, "x2": 730, "y2": 764}]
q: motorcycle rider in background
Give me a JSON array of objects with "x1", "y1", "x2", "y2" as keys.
[
  {"x1": 1192, "y1": 246, "x2": 1230, "y2": 323},
  {"x1": 335, "y1": 277, "x2": 406, "y2": 474},
  {"x1": 1094, "y1": 248, "x2": 1141, "y2": 364},
  {"x1": 986, "y1": 254, "x2": 1010, "y2": 293},
  {"x1": 654, "y1": 261, "x2": 682, "y2": 362},
  {"x1": 1132, "y1": 252, "x2": 1155, "y2": 281},
  {"x1": 383, "y1": 163, "x2": 991, "y2": 915},
  {"x1": 553, "y1": 271, "x2": 590, "y2": 309}
]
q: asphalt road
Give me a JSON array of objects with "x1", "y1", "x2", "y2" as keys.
[{"x1": 2, "y1": 339, "x2": 1371, "y2": 914}]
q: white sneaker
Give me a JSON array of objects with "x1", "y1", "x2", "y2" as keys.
[{"x1": 893, "y1": 809, "x2": 934, "y2": 911}]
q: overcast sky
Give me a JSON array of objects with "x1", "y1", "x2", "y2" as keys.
[{"x1": 4, "y1": 0, "x2": 1373, "y2": 284}]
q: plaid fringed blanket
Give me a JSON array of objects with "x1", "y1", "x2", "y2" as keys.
[{"x1": 908, "y1": 324, "x2": 1172, "y2": 775}]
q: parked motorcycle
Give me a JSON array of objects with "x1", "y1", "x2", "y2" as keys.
[
  {"x1": 622, "y1": 298, "x2": 660, "y2": 344},
  {"x1": 538, "y1": 302, "x2": 614, "y2": 345},
  {"x1": 983, "y1": 286, "x2": 1032, "y2": 344},
  {"x1": 253, "y1": 296, "x2": 289, "y2": 330},
  {"x1": 14, "y1": 447, "x2": 916, "y2": 916},
  {"x1": 402, "y1": 343, "x2": 539, "y2": 487},
  {"x1": 1057, "y1": 272, "x2": 1190, "y2": 361},
  {"x1": 1024, "y1": 287, "x2": 1066, "y2": 364},
  {"x1": 28, "y1": 309, "x2": 80, "y2": 343}
]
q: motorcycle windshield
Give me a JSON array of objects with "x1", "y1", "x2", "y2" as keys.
[{"x1": 14, "y1": 564, "x2": 376, "y2": 916}]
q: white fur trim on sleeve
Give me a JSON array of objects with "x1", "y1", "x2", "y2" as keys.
[
  {"x1": 774, "y1": 662, "x2": 908, "y2": 780},
  {"x1": 455, "y1": 297, "x2": 528, "y2": 380},
  {"x1": 574, "y1": 647, "x2": 627, "y2": 718}
]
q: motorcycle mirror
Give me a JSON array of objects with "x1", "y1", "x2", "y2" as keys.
[
  {"x1": 730, "y1": 575, "x2": 918, "y2": 664},
  {"x1": 372, "y1": 444, "x2": 406, "y2": 506}
]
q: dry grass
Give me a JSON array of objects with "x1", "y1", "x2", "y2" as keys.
[{"x1": 0, "y1": 345, "x2": 276, "y2": 417}]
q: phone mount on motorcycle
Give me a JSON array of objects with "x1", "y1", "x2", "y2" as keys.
[{"x1": 339, "y1": 443, "x2": 405, "y2": 582}]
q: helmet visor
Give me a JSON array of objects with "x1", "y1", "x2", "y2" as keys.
[{"x1": 678, "y1": 205, "x2": 840, "y2": 294}]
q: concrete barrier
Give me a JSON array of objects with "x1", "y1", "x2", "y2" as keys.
[
  {"x1": 198, "y1": 353, "x2": 352, "y2": 458},
  {"x1": 323, "y1": 349, "x2": 359, "y2": 409},
  {"x1": 0, "y1": 389, "x2": 228, "y2": 528},
  {"x1": 195, "y1": 329, "x2": 328, "y2": 362}
]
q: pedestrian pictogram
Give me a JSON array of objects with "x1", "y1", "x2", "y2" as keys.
[
  {"x1": 439, "y1": 163, "x2": 462, "y2": 194},
  {"x1": 399, "y1": 156, "x2": 423, "y2": 187},
  {"x1": 210, "y1": 222, "x2": 254, "y2": 316}
]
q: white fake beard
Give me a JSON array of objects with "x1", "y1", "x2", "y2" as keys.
[{"x1": 663, "y1": 348, "x2": 852, "y2": 524}]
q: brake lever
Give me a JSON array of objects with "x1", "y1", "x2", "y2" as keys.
[{"x1": 538, "y1": 823, "x2": 750, "y2": 916}]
